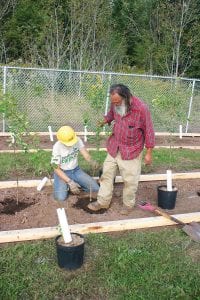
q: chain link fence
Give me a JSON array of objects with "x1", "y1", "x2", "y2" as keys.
[{"x1": 0, "y1": 66, "x2": 199, "y2": 133}]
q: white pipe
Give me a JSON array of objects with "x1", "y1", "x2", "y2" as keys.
[
  {"x1": 56, "y1": 208, "x2": 72, "y2": 243},
  {"x1": 179, "y1": 125, "x2": 182, "y2": 139},
  {"x1": 84, "y1": 125, "x2": 88, "y2": 142},
  {"x1": 166, "y1": 170, "x2": 172, "y2": 191},
  {"x1": 37, "y1": 177, "x2": 48, "y2": 191},
  {"x1": 48, "y1": 126, "x2": 54, "y2": 142}
]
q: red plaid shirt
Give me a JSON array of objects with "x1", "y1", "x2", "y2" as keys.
[{"x1": 104, "y1": 96, "x2": 155, "y2": 160}]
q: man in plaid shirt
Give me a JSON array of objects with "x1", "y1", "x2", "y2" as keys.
[{"x1": 88, "y1": 83, "x2": 155, "y2": 214}]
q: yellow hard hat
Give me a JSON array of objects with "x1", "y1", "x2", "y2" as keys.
[{"x1": 56, "y1": 126, "x2": 78, "y2": 146}]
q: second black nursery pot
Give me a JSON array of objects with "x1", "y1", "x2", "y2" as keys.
[{"x1": 157, "y1": 185, "x2": 178, "y2": 210}]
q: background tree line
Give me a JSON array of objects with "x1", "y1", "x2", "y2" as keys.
[{"x1": 0, "y1": 0, "x2": 200, "y2": 78}]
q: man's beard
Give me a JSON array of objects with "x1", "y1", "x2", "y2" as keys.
[{"x1": 114, "y1": 104, "x2": 127, "y2": 116}]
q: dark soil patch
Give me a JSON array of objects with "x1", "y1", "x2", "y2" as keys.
[
  {"x1": 73, "y1": 197, "x2": 107, "y2": 214},
  {"x1": 0, "y1": 196, "x2": 37, "y2": 214},
  {"x1": 0, "y1": 179, "x2": 199, "y2": 232}
]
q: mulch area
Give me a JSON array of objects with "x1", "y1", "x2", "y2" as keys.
[{"x1": 0, "y1": 179, "x2": 199, "y2": 232}]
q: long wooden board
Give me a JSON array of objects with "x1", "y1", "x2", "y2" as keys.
[
  {"x1": 0, "y1": 172, "x2": 200, "y2": 189},
  {"x1": 1, "y1": 212, "x2": 200, "y2": 243},
  {"x1": 1, "y1": 145, "x2": 200, "y2": 154}
]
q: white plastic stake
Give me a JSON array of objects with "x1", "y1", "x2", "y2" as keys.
[
  {"x1": 179, "y1": 125, "x2": 182, "y2": 139},
  {"x1": 48, "y1": 126, "x2": 54, "y2": 142},
  {"x1": 166, "y1": 170, "x2": 172, "y2": 191},
  {"x1": 56, "y1": 208, "x2": 72, "y2": 243},
  {"x1": 37, "y1": 177, "x2": 48, "y2": 191},
  {"x1": 84, "y1": 125, "x2": 88, "y2": 142}
]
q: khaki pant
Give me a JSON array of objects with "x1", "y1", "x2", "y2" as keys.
[{"x1": 97, "y1": 152, "x2": 142, "y2": 208}]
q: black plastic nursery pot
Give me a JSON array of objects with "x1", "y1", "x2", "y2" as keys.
[
  {"x1": 157, "y1": 185, "x2": 178, "y2": 210},
  {"x1": 55, "y1": 233, "x2": 85, "y2": 270}
]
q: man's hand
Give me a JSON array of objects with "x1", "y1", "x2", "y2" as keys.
[
  {"x1": 97, "y1": 120, "x2": 106, "y2": 127},
  {"x1": 144, "y1": 150, "x2": 153, "y2": 165},
  {"x1": 68, "y1": 180, "x2": 81, "y2": 194}
]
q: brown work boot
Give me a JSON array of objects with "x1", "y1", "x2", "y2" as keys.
[
  {"x1": 121, "y1": 205, "x2": 134, "y2": 215},
  {"x1": 87, "y1": 201, "x2": 109, "y2": 212}
]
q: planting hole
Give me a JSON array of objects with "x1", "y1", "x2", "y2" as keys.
[
  {"x1": 73, "y1": 197, "x2": 107, "y2": 214},
  {"x1": 0, "y1": 196, "x2": 37, "y2": 215}
]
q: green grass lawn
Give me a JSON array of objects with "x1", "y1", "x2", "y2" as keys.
[
  {"x1": 0, "y1": 148, "x2": 199, "y2": 180},
  {"x1": 1, "y1": 229, "x2": 200, "y2": 299}
]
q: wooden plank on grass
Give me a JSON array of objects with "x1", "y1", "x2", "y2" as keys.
[
  {"x1": 0, "y1": 148, "x2": 106, "y2": 153},
  {"x1": 0, "y1": 212, "x2": 200, "y2": 243},
  {"x1": 0, "y1": 145, "x2": 200, "y2": 153},
  {"x1": 155, "y1": 132, "x2": 200, "y2": 137},
  {"x1": 1, "y1": 131, "x2": 200, "y2": 137},
  {"x1": 0, "y1": 179, "x2": 53, "y2": 189},
  {"x1": 0, "y1": 149, "x2": 52, "y2": 153},
  {"x1": 115, "y1": 172, "x2": 200, "y2": 182},
  {"x1": 0, "y1": 131, "x2": 107, "y2": 137},
  {"x1": 0, "y1": 227, "x2": 59, "y2": 243},
  {"x1": 0, "y1": 172, "x2": 200, "y2": 189},
  {"x1": 155, "y1": 146, "x2": 200, "y2": 150}
]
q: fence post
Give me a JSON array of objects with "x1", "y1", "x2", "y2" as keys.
[
  {"x1": 103, "y1": 73, "x2": 112, "y2": 134},
  {"x1": 2, "y1": 66, "x2": 7, "y2": 132},
  {"x1": 185, "y1": 79, "x2": 195, "y2": 133},
  {"x1": 104, "y1": 74, "x2": 112, "y2": 116}
]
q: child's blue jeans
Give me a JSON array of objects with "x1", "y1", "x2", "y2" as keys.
[{"x1": 53, "y1": 166, "x2": 99, "y2": 201}]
